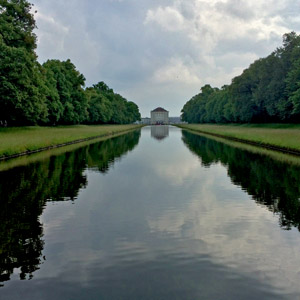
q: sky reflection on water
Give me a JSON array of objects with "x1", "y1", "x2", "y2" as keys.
[{"x1": 1, "y1": 126, "x2": 300, "y2": 299}]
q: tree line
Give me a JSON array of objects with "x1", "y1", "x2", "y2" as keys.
[
  {"x1": 0, "y1": 0, "x2": 141, "y2": 126},
  {"x1": 181, "y1": 32, "x2": 300, "y2": 123}
]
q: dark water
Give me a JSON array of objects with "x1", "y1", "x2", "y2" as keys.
[{"x1": 1, "y1": 126, "x2": 300, "y2": 299}]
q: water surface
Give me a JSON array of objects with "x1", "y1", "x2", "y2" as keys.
[{"x1": 1, "y1": 126, "x2": 300, "y2": 299}]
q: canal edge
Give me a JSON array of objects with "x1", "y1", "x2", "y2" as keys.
[
  {"x1": 176, "y1": 125, "x2": 300, "y2": 157},
  {"x1": 0, "y1": 126, "x2": 143, "y2": 161}
]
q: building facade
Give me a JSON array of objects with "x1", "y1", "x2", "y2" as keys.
[
  {"x1": 151, "y1": 107, "x2": 169, "y2": 125},
  {"x1": 140, "y1": 117, "x2": 151, "y2": 125}
]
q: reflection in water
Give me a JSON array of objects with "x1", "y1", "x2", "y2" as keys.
[
  {"x1": 2, "y1": 126, "x2": 300, "y2": 299},
  {"x1": 182, "y1": 130, "x2": 300, "y2": 231},
  {"x1": 151, "y1": 125, "x2": 169, "y2": 141},
  {"x1": 0, "y1": 130, "x2": 141, "y2": 286}
]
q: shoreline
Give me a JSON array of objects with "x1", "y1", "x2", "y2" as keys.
[
  {"x1": 0, "y1": 125, "x2": 143, "y2": 161},
  {"x1": 176, "y1": 124, "x2": 300, "y2": 156}
]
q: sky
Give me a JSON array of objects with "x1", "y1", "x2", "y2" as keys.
[{"x1": 31, "y1": 0, "x2": 300, "y2": 117}]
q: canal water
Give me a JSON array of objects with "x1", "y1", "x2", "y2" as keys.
[{"x1": 1, "y1": 126, "x2": 300, "y2": 299}]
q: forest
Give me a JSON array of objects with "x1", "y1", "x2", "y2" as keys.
[
  {"x1": 181, "y1": 32, "x2": 300, "y2": 124},
  {"x1": 0, "y1": 0, "x2": 141, "y2": 126}
]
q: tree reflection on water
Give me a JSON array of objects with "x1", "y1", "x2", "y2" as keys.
[
  {"x1": 0, "y1": 130, "x2": 141, "y2": 286},
  {"x1": 182, "y1": 130, "x2": 300, "y2": 231}
]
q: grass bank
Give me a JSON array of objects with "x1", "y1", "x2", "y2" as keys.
[
  {"x1": 176, "y1": 124, "x2": 300, "y2": 155},
  {"x1": 0, "y1": 124, "x2": 142, "y2": 159}
]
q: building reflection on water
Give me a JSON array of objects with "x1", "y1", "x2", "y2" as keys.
[{"x1": 151, "y1": 125, "x2": 169, "y2": 141}]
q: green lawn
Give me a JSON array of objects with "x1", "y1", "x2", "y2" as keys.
[
  {"x1": 0, "y1": 124, "x2": 142, "y2": 158},
  {"x1": 176, "y1": 124, "x2": 300, "y2": 153}
]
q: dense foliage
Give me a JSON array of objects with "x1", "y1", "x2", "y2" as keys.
[
  {"x1": 85, "y1": 82, "x2": 140, "y2": 125},
  {"x1": 181, "y1": 32, "x2": 300, "y2": 123},
  {"x1": 0, "y1": 0, "x2": 140, "y2": 126}
]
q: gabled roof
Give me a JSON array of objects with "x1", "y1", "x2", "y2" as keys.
[{"x1": 151, "y1": 107, "x2": 168, "y2": 112}]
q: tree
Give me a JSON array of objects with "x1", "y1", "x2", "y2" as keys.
[
  {"x1": 0, "y1": 0, "x2": 48, "y2": 125},
  {"x1": 126, "y1": 101, "x2": 141, "y2": 123},
  {"x1": 43, "y1": 59, "x2": 88, "y2": 124},
  {"x1": 85, "y1": 87, "x2": 113, "y2": 124},
  {"x1": 0, "y1": 1, "x2": 142, "y2": 126},
  {"x1": 41, "y1": 65, "x2": 63, "y2": 125},
  {"x1": 286, "y1": 58, "x2": 300, "y2": 118},
  {"x1": 181, "y1": 32, "x2": 300, "y2": 124},
  {"x1": 85, "y1": 81, "x2": 141, "y2": 124},
  {"x1": 92, "y1": 81, "x2": 114, "y2": 94},
  {"x1": 0, "y1": 0, "x2": 37, "y2": 51}
]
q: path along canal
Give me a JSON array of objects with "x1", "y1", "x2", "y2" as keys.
[{"x1": 1, "y1": 126, "x2": 300, "y2": 299}]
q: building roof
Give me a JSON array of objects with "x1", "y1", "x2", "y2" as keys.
[{"x1": 151, "y1": 107, "x2": 168, "y2": 112}]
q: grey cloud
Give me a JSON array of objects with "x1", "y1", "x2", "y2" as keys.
[
  {"x1": 32, "y1": 0, "x2": 300, "y2": 116},
  {"x1": 176, "y1": 2, "x2": 197, "y2": 19},
  {"x1": 215, "y1": 0, "x2": 256, "y2": 21},
  {"x1": 213, "y1": 30, "x2": 282, "y2": 57}
]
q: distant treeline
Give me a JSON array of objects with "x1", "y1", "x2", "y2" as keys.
[
  {"x1": 181, "y1": 32, "x2": 300, "y2": 123},
  {"x1": 0, "y1": 0, "x2": 141, "y2": 126}
]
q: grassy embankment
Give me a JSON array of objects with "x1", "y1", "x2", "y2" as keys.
[
  {"x1": 0, "y1": 124, "x2": 142, "y2": 159},
  {"x1": 176, "y1": 123, "x2": 300, "y2": 154}
]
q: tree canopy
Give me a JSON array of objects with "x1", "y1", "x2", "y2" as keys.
[
  {"x1": 0, "y1": 0, "x2": 141, "y2": 126},
  {"x1": 85, "y1": 81, "x2": 140, "y2": 125},
  {"x1": 0, "y1": 0, "x2": 48, "y2": 125},
  {"x1": 181, "y1": 32, "x2": 300, "y2": 124}
]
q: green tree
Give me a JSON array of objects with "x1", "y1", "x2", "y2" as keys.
[
  {"x1": 286, "y1": 58, "x2": 300, "y2": 117},
  {"x1": 283, "y1": 33, "x2": 300, "y2": 120},
  {"x1": 0, "y1": 0, "x2": 37, "y2": 51},
  {"x1": 85, "y1": 81, "x2": 141, "y2": 124},
  {"x1": 0, "y1": 0, "x2": 48, "y2": 125},
  {"x1": 43, "y1": 59, "x2": 88, "y2": 124},
  {"x1": 181, "y1": 32, "x2": 300, "y2": 124},
  {"x1": 41, "y1": 64, "x2": 63, "y2": 125},
  {"x1": 181, "y1": 85, "x2": 217, "y2": 123},
  {"x1": 126, "y1": 101, "x2": 141, "y2": 123},
  {"x1": 92, "y1": 81, "x2": 114, "y2": 94},
  {"x1": 85, "y1": 87, "x2": 113, "y2": 124}
]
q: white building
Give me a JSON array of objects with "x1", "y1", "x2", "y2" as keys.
[
  {"x1": 141, "y1": 117, "x2": 151, "y2": 125},
  {"x1": 151, "y1": 107, "x2": 169, "y2": 125},
  {"x1": 169, "y1": 117, "x2": 184, "y2": 124}
]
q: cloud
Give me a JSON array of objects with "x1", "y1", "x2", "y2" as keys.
[
  {"x1": 31, "y1": 0, "x2": 300, "y2": 116},
  {"x1": 146, "y1": 161, "x2": 300, "y2": 290},
  {"x1": 152, "y1": 151, "x2": 201, "y2": 185},
  {"x1": 152, "y1": 57, "x2": 201, "y2": 85},
  {"x1": 144, "y1": 0, "x2": 290, "y2": 44},
  {"x1": 35, "y1": 11, "x2": 69, "y2": 53},
  {"x1": 34, "y1": 2, "x2": 103, "y2": 84},
  {"x1": 145, "y1": 6, "x2": 185, "y2": 32},
  {"x1": 215, "y1": 0, "x2": 256, "y2": 21}
]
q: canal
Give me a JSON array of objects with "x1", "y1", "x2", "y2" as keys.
[{"x1": 1, "y1": 126, "x2": 300, "y2": 299}]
